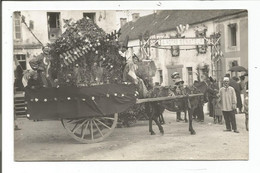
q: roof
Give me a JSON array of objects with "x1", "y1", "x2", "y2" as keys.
[{"x1": 119, "y1": 10, "x2": 247, "y2": 42}]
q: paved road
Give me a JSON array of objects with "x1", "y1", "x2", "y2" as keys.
[{"x1": 14, "y1": 111, "x2": 248, "y2": 161}]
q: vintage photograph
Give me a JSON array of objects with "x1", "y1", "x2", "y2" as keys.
[{"x1": 13, "y1": 9, "x2": 248, "y2": 161}]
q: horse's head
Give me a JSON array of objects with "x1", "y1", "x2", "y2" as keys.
[
  {"x1": 148, "y1": 86, "x2": 171, "y2": 98},
  {"x1": 185, "y1": 85, "x2": 201, "y2": 94},
  {"x1": 159, "y1": 86, "x2": 171, "y2": 97}
]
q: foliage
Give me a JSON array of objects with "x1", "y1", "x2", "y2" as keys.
[{"x1": 47, "y1": 17, "x2": 125, "y2": 86}]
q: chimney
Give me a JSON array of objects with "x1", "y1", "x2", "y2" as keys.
[{"x1": 132, "y1": 13, "x2": 140, "y2": 22}]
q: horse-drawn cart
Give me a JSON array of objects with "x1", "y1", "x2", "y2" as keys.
[
  {"x1": 25, "y1": 83, "x2": 203, "y2": 144},
  {"x1": 23, "y1": 16, "x2": 205, "y2": 144}
]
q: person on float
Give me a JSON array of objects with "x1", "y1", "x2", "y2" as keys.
[
  {"x1": 29, "y1": 46, "x2": 55, "y2": 87},
  {"x1": 122, "y1": 50, "x2": 148, "y2": 98}
]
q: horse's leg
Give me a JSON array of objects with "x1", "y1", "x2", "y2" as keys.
[
  {"x1": 184, "y1": 110, "x2": 188, "y2": 123},
  {"x1": 158, "y1": 106, "x2": 165, "y2": 124},
  {"x1": 149, "y1": 116, "x2": 156, "y2": 135},
  {"x1": 146, "y1": 103, "x2": 155, "y2": 135},
  {"x1": 160, "y1": 113, "x2": 165, "y2": 124},
  {"x1": 158, "y1": 114, "x2": 162, "y2": 124},
  {"x1": 153, "y1": 105, "x2": 164, "y2": 135},
  {"x1": 188, "y1": 108, "x2": 196, "y2": 135}
]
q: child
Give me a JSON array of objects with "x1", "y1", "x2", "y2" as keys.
[
  {"x1": 244, "y1": 90, "x2": 249, "y2": 131},
  {"x1": 214, "y1": 94, "x2": 223, "y2": 124}
]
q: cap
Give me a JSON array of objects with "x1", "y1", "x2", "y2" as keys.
[{"x1": 171, "y1": 72, "x2": 180, "y2": 79}]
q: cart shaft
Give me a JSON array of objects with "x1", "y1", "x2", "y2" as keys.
[{"x1": 136, "y1": 93, "x2": 203, "y2": 104}]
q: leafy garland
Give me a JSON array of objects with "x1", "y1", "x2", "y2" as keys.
[
  {"x1": 47, "y1": 17, "x2": 125, "y2": 87},
  {"x1": 41, "y1": 17, "x2": 148, "y2": 127}
]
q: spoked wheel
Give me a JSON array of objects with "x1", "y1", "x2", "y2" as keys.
[{"x1": 61, "y1": 113, "x2": 118, "y2": 143}]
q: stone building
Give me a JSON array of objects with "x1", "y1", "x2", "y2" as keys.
[
  {"x1": 119, "y1": 10, "x2": 248, "y2": 87},
  {"x1": 13, "y1": 10, "x2": 118, "y2": 90}
]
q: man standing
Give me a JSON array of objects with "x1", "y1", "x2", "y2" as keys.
[
  {"x1": 219, "y1": 77, "x2": 239, "y2": 133},
  {"x1": 207, "y1": 77, "x2": 218, "y2": 118},
  {"x1": 239, "y1": 75, "x2": 246, "y2": 112},
  {"x1": 171, "y1": 72, "x2": 185, "y2": 122}
]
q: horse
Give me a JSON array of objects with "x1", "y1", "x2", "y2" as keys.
[{"x1": 144, "y1": 85, "x2": 203, "y2": 135}]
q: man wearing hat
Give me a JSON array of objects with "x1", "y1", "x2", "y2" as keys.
[
  {"x1": 171, "y1": 72, "x2": 185, "y2": 122},
  {"x1": 219, "y1": 77, "x2": 239, "y2": 133},
  {"x1": 171, "y1": 72, "x2": 180, "y2": 84}
]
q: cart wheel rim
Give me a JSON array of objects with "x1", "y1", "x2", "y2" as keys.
[{"x1": 61, "y1": 113, "x2": 118, "y2": 144}]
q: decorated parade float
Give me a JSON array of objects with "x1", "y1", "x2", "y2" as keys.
[{"x1": 24, "y1": 17, "x2": 204, "y2": 143}]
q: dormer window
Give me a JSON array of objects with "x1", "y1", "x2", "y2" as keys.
[
  {"x1": 83, "y1": 13, "x2": 96, "y2": 23},
  {"x1": 47, "y1": 12, "x2": 61, "y2": 41}
]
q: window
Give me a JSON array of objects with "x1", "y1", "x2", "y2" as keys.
[
  {"x1": 187, "y1": 67, "x2": 193, "y2": 86},
  {"x1": 83, "y1": 13, "x2": 96, "y2": 23},
  {"x1": 48, "y1": 12, "x2": 60, "y2": 28},
  {"x1": 228, "y1": 23, "x2": 237, "y2": 47},
  {"x1": 15, "y1": 54, "x2": 26, "y2": 70},
  {"x1": 47, "y1": 12, "x2": 61, "y2": 40},
  {"x1": 120, "y1": 18, "x2": 127, "y2": 27},
  {"x1": 14, "y1": 11, "x2": 22, "y2": 40}
]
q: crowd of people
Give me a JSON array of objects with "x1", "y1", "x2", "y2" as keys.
[
  {"x1": 120, "y1": 45, "x2": 250, "y2": 133},
  {"x1": 15, "y1": 43, "x2": 249, "y2": 133},
  {"x1": 168, "y1": 70, "x2": 249, "y2": 133},
  {"x1": 207, "y1": 73, "x2": 248, "y2": 132}
]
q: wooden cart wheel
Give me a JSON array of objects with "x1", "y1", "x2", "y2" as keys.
[{"x1": 61, "y1": 113, "x2": 118, "y2": 143}]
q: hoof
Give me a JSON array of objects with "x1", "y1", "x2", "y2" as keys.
[
  {"x1": 190, "y1": 130, "x2": 196, "y2": 135},
  {"x1": 160, "y1": 131, "x2": 164, "y2": 135},
  {"x1": 150, "y1": 131, "x2": 156, "y2": 135}
]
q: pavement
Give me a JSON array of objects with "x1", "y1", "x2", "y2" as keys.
[{"x1": 14, "y1": 111, "x2": 248, "y2": 161}]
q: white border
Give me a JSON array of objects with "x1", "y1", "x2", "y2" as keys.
[{"x1": 2, "y1": 1, "x2": 260, "y2": 173}]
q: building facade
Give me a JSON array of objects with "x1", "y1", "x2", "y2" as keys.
[
  {"x1": 13, "y1": 10, "x2": 120, "y2": 91},
  {"x1": 216, "y1": 12, "x2": 248, "y2": 78},
  {"x1": 119, "y1": 10, "x2": 248, "y2": 87},
  {"x1": 13, "y1": 10, "x2": 117, "y2": 70}
]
